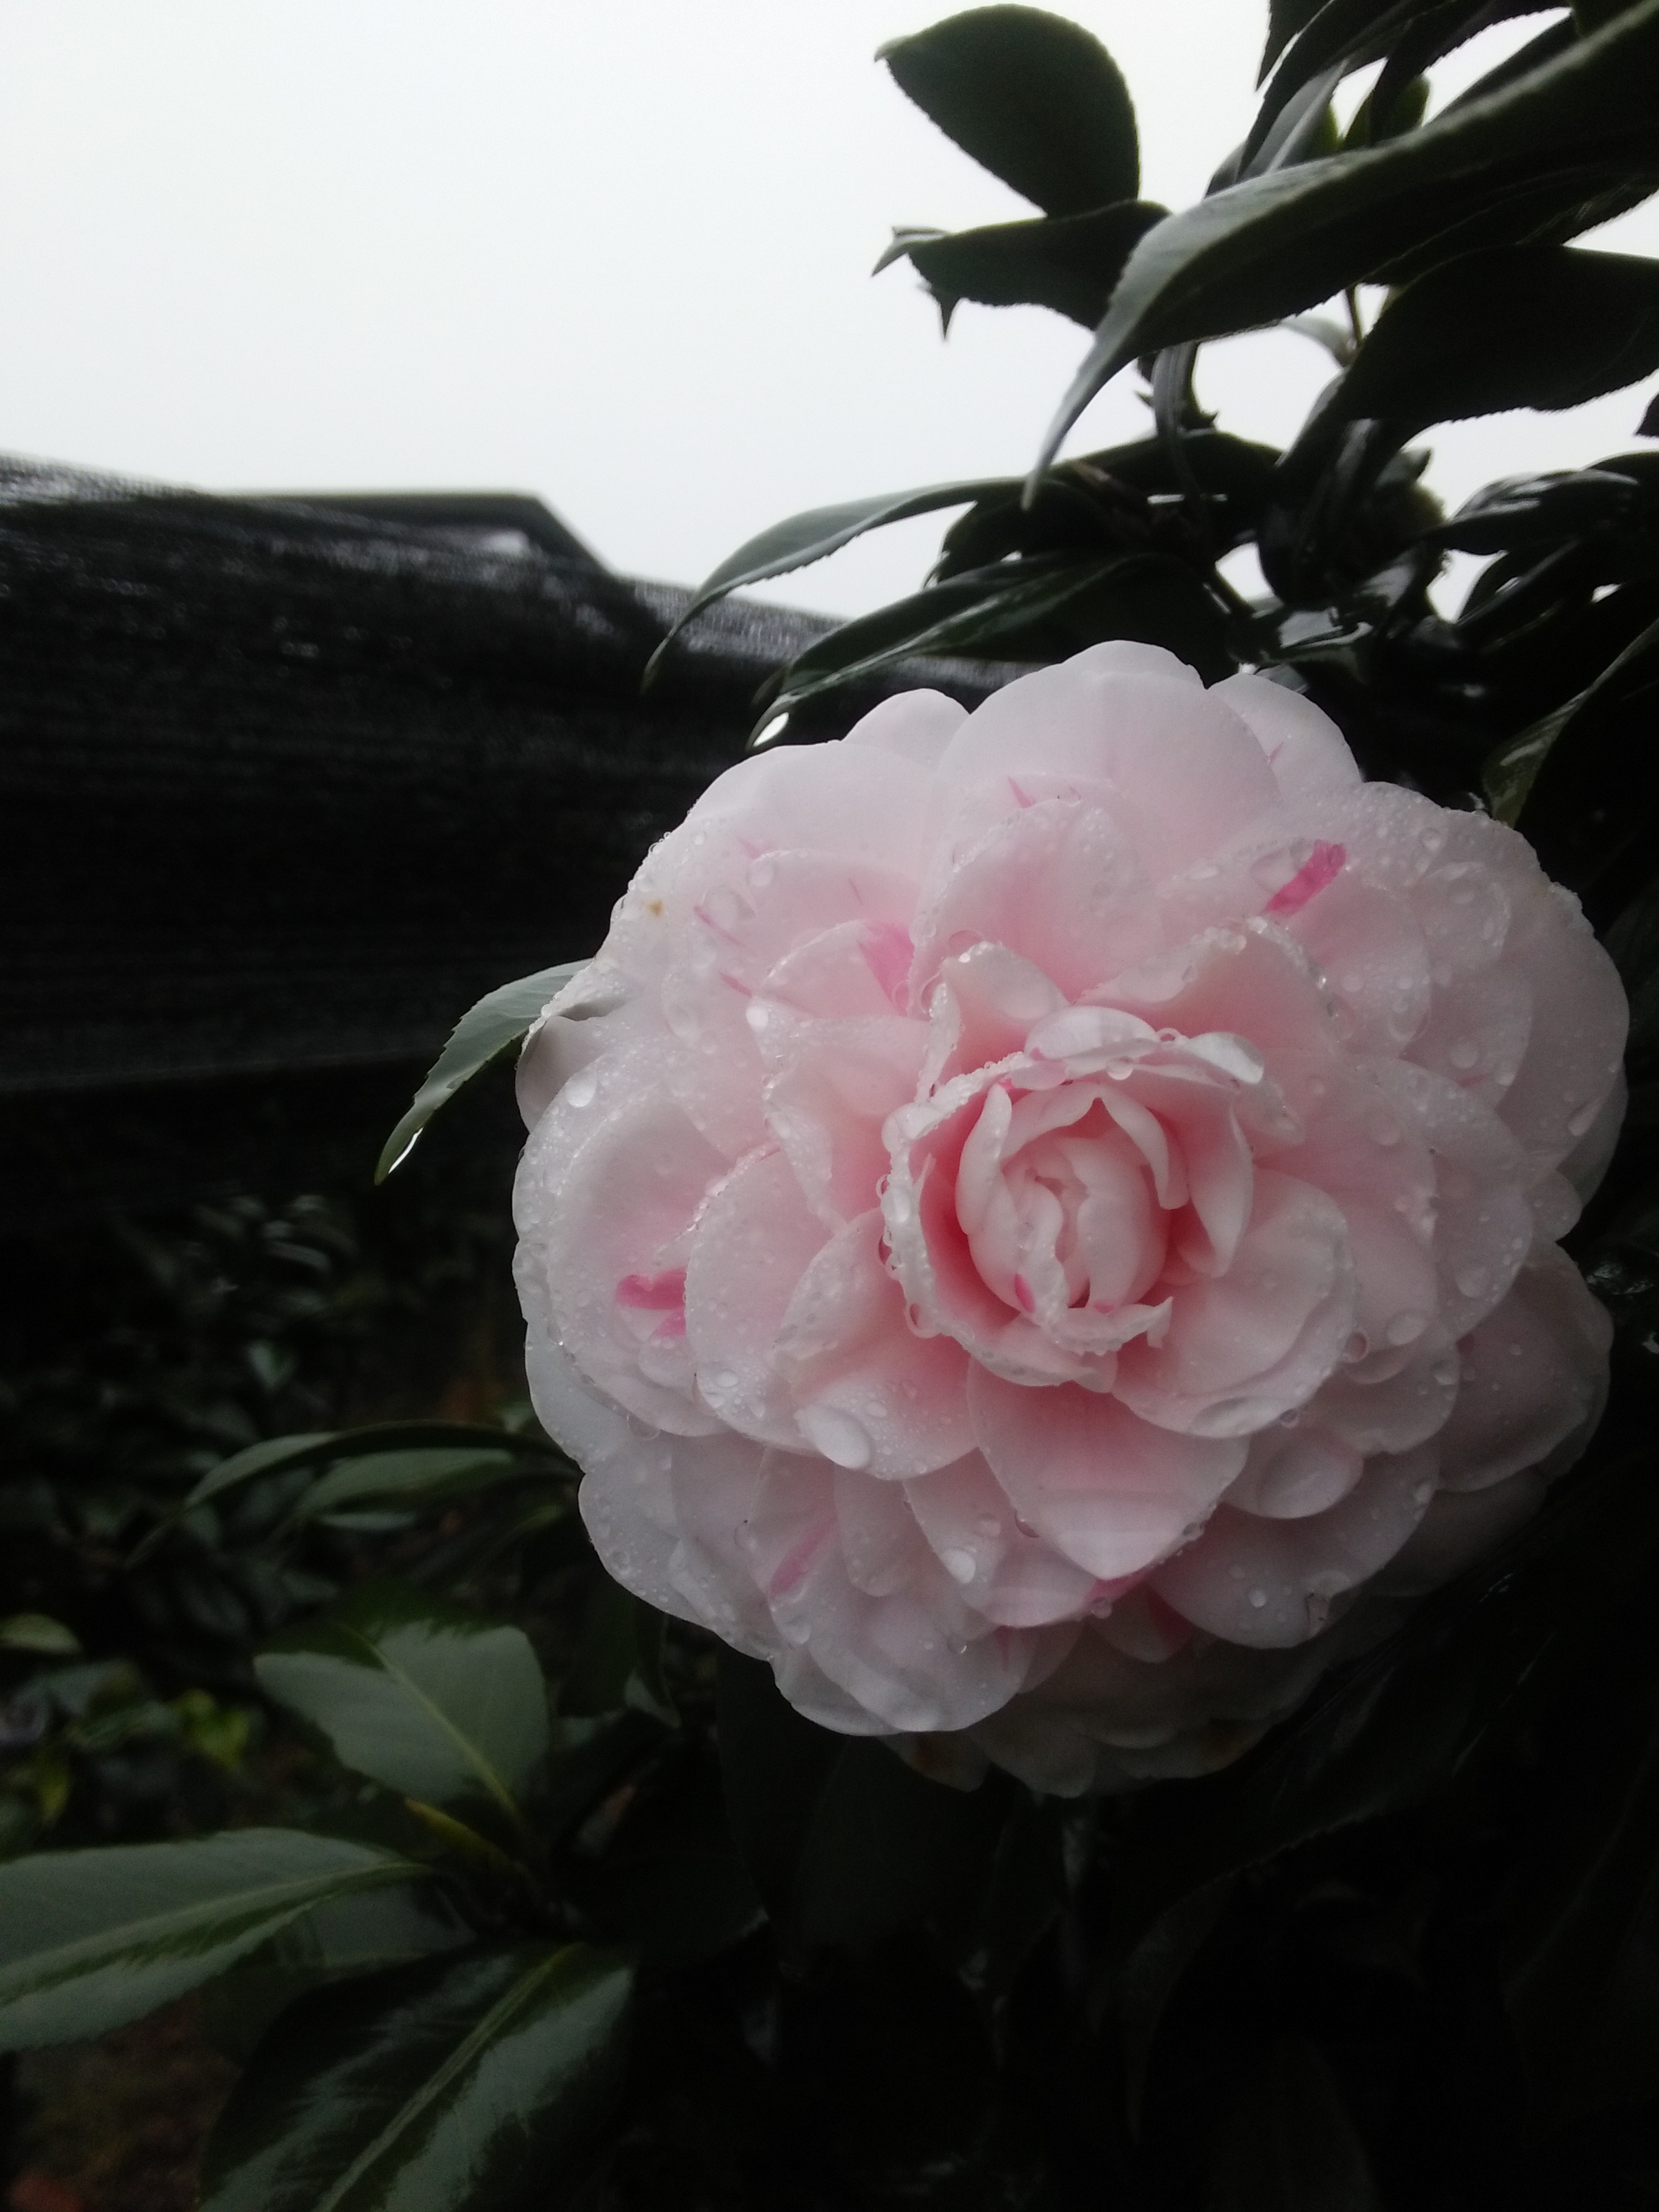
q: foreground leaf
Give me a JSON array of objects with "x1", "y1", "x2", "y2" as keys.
[
  {"x1": 883, "y1": 202, "x2": 1168, "y2": 329},
  {"x1": 376, "y1": 962, "x2": 583, "y2": 1181},
  {"x1": 1332, "y1": 245, "x2": 1659, "y2": 433},
  {"x1": 0, "y1": 1830, "x2": 426, "y2": 2051},
  {"x1": 1033, "y1": 0, "x2": 1659, "y2": 476},
  {"x1": 760, "y1": 552, "x2": 1232, "y2": 733},
  {"x1": 879, "y1": 6, "x2": 1139, "y2": 215},
  {"x1": 200, "y1": 1944, "x2": 633, "y2": 2212},
  {"x1": 644, "y1": 478, "x2": 1012, "y2": 679},
  {"x1": 256, "y1": 1586, "x2": 550, "y2": 1839}
]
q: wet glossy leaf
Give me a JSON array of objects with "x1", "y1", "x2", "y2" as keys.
[
  {"x1": 1333, "y1": 245, "x2": 1659, "y2": 433},
  {"x1": 255, "y1": 1586, "x2": 550, "y2": 1839},
  {"x1": 760, "y1": 552, "x2": 1232, "y2": 734},
  {"x1": 645, "y1": 478, "x2": 1013, "y2": 679},
  {"x1": 199, "y1": 1943, "x2": 633, "y2": 2212},
  {"x1": 376, "y1": 961, "x2": 582, "y2": 1181},
  {"x1": 0, "y1": 1829, "x2": 427, "y2": 2052},
  {"x1": 879, "y1": 7, "x2": 1139, "y2": 215},
  {"x1": 174, "y1": 1423, "x2": 560, "y2": 1526},
  {"x1": 883, "y1": 201, "x2": 1167, "y2": 329},
  {"x1": 1033, "y1": 1, "x2": 1659, "y2": 478}
]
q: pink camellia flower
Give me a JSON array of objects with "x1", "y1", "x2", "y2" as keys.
[{"x1": 512, "y1": 643, "x2": 1627, "y2": 1791}]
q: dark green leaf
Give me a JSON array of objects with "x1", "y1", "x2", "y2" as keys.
[
  {"x1": 561, "y1": 1580, "x2": 677, "y2": 1727},
  {"x1": 1208, "y1": 2036, "x2": 1383, "y2": 2210},
  {"x1": 295, "y1": 1446, "x2": 561, "y2": 1525},
  {"x1": 883, "y1": 201, "x2": 1168, "y2": 328},
  {"x1": 0, "y1": 1829, "x2": 426, "y2": 2052},
  {"x1": 1033, "y1": 0, "x2": 1659, "y2": 480},
  {"x1": 1506, "y1": 1689, "x2": 1659, "y2": 2115},
  {"x1": 199, "y1": 1943, "x2": 632, "y2": 2212},
  {"x1": 256, "y1": 1585, "x2": 550, "y2": 1838},
  {"x1": 1333, "y1": 246, "x2": 1659, "y2": 433},
  {"x1": 569, "y1": 1754, "x2": 762, "y2": 1974},
  {"x1": 0, "y1": 1615, "x2": 79, "y2": 1656},
  {"x1": 1250, "y1": 0, "x2": 1552, "y2": 171},
  {"x1": 376, "y1": 962, "x2": 582, "y2": 1182},
  {"x1": 760, "y1": 552, "x2": 1232, "y2": 735},
  {"x1": 644, "y1": 478, "x2": 1013, "y2": 680},
  {"x1": 716, "y1": 1652, "x2": 1004, "y2": 1957},
  {"x1": 1490, "y1": 609, "x2": 1659, "y2": 914},
  {"x1": 879, "y1": 6, "x2": 1138, "y2": 215}
]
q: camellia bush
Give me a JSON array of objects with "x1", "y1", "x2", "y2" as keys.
[{"x1": 10, "y1": 4, "x2": 1659, "y2": 2205}]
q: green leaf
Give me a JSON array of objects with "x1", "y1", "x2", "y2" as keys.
[
  {"x1": 0, "y1": 1615, "x2": 79, "y2": 1656},
  {"x1": 1033, "y1": 0, "x2": 1659, "y2": 480},
  {"x1": 644, "y1": 478, "x2": 1013, "y2": 681},
  {"x1": 568, "y1": 1752, "x2": 762, "y2": 1974},
  {"x1": 1250, "y1": 0, "x2": 1550, "y2": 171},
  {"x1": 0, "y1": 1829, "x2": 427, "y2": 2052},
  {"x1": 561, "y1": 1580, "x2": 677, "y2": 1727},
  {"x1": 376, "y1": 962, "x2": 583, "y2": 1182},
  {"x1": 881, "y1": 201, "x2": 1168, "y2": 329},
  {"x1": 1505, "y1": 1689, "x2": 1659, "y2": 2115},
  {"x1": 295, "y1": 1445, "x2": 562, "y2": 1525},
  {"x1": 879, "y1": 6, "x2": 1139, "y2": 215},
  {"x1": 1333, "y1": 245, "x2": 1659, "y2": 432},
  {"x1": 256, "y1": 1586, "x2": 550, "y2": 1839},
  {"x1": 199, "y1": 1943, "x2": 633, "y2": 2212},
  {"x1": 760, "y1": 552, "x2": 1232, "y2": 735},
  {"x1": 1207, "y1": 2036, "x2": 1383, "y2": 2211},
  {"x1": 716, "y1": 1651, "x2": 1005, "y2": 1958}
]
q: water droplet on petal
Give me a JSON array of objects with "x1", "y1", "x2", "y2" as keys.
[
  {"x1": 1567, "y1": 1100, "x2": 1600, "y2": 1138},
  {"x1": 1455, "y1": 1264, "x2": 1490, "y2": 1300},
  {"x1": 1450, "y1": 1040, "x2": 1479, "y2": 1071},
  {"x1": 1247, "y1": 1586, "x2": 1268, "y2": 1609},
  {"x1": 1344, "y1": 1331, "x2": 1370, "y2": 1363},
  {"x1": 1385, "y1": 1310, "x2": 1427, "y2": 1347},
  {"x1": 798, "y1": 1403, "x2": 872, "y2": 1468},
  {"x1": 940, "y1": 1547, "x2": 977, "y2": 1586},
  {"x1": 565, "y1": 1069, "x2": 598, "y2": 1109}
]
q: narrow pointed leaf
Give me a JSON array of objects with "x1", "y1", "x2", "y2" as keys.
[
  {"x1": 880, "y1": 7, "x2": 1138, "y2": 214},
  {"x1": 0, "y1": 1830, "x2": 427, "y2": 2052},
  {"x1": 295, "y1": 1445, "x2": 568, "y2": 1525},
  {"x1": 644, "y1": 479, "x2": 1013, "y2": 679},
  {"x1": 199, "y1": 1943, "x2": 632, "y2": 2212},
  {"x1": 376, "y1": 962, "x2": 583, "y2": 1181},
  {"x1": 759, "y1": 553, "x2": 1231, "y2": 734},
  {"x1": 1033, "y1": 0, "x2": 1659, "y2": 480},
  {"x1": 892, "y1": 201, "x2": 1168, "y2": 328},
  {"x1": 256, "y1": 1586, "x2": 550, "y2": 1835}
]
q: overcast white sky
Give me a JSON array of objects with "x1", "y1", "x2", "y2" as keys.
[{"x1": 0, "y1": 1, "x2": 1654, "y2": 616}]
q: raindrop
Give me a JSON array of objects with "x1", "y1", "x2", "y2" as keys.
[
  {"x1": 1343, "y1": 1330, "x2": 1370, "y2": 1362},
  {"x1": 744, "y1": 1002, "x2": 771, "y2": 1035},
  {"x1": 1449, "y1": 1039, "x2": 1480, "y2": 1071},
  {"x1": 798, "y1": 1403, "x2": 873, "y2": 1469},
  {"x1": 1566, "y1": 1100, "x2": 1600, "y2": 1138},
  {"x1": 565, "y1": 1069, "x2": 598, "y2": 1109},
  {"x1": 975, "y1": 1515, "x2": 1003, "y2": 1539},
  {"x1": 1455, "y1": 1263, "x2": 1490, "y2": 1299},
  {"x1": 1385, "y1": 1311, "x2": 1427, "y2": 1347},
  {"x1": 941, "y1": 1547, "x2": 978, "y2": 1586},
  {"x1": 1247, "y1": 1586, "x2": 1268, "y2": 1609}
]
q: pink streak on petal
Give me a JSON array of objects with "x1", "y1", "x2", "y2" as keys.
[
  {"x1": 1264, "y1": 841, "x2": 1346, "y2": 916},
  {"x1": 768, "y1": 1510, "x2": 837, "y2": 1597},
  {"x1": 654, "y1": 1311, "x2": 687, "y2": 1340},
  {"x1": 861, "y1": 920, "x2": 916, "y2": 1010},
  {"x1": 1008, "y1": 777, "x2": 1035, "y2": 808},
  {"x1": 616, "y1": 1268, "x2": 688, "y2": 1312},
  {"x1": 1013, "y1": 1274, "x2": 1036, "y2": 1313}
]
